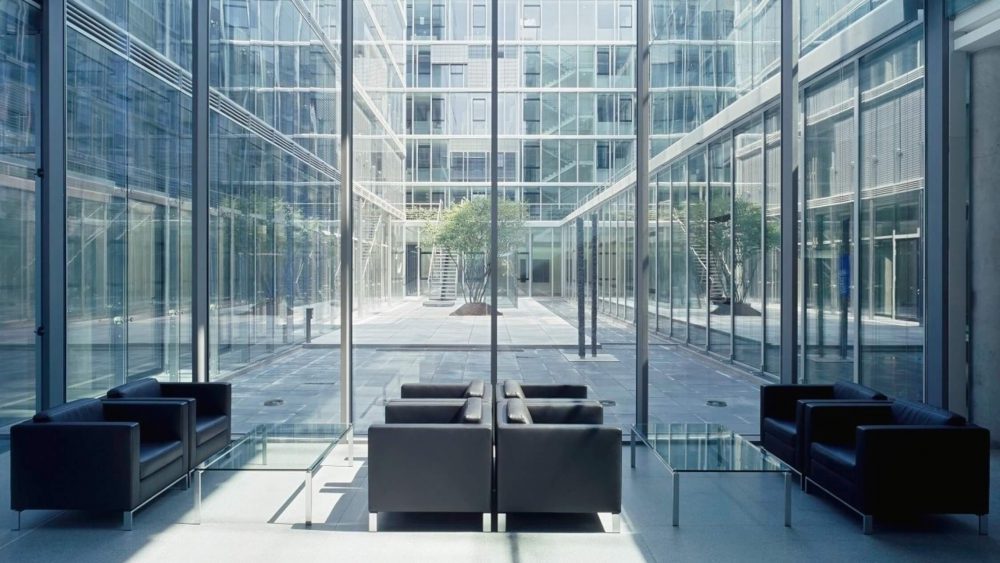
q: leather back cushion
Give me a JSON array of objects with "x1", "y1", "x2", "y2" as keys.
[
  {"x1": 505, "y1": 399, "x2": 533, "y2": 424},
  {"x1": 503, "y1": 380, "x2": 525, "y2": 399},
  {"x1": 33, "y1": 398, "x2": 104, "y2": 423},
  {"x1": 832, "y1": 381, "x2": 886, "y2": 401},
  {"x1": 464, "y1": 380, "x2": 485, "y2": 398},
  {"x1": 107, "y1": 377, "x2": 162, "y2": 399},
  {"x1": 460, "y1": 398, "x2": 483, "y2": 423},
  {"x1": 891, "y1": 399, "x2": 965, "y2": 426}
]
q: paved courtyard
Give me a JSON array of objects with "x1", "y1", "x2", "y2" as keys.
[{"x1": 224, "y1": 298, "x2": 765, "y2": 434}]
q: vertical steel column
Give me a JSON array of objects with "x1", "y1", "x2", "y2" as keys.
[
  {"x1": 924, "y1": 3, "x2": 948, "y2": 407},
  {"x1": 635, "y1": 0, "x2": 650, "y2": 429},
  {"x1": 760, "y1": 113, "x2": 768, "y2": 370},
  {"x1": 340, "y1": 0, "x2": 354, "y2": 424},
  {"x1": 490, "y1": 0, "x2": 499, "y2": 386},
  {"x1": 577, "y1": 218, "x2": 586, "y2": 358},
  {"x1": 730, "y1": 130, "x2": 737, "y2": 360},
  {"x1": 852, "y1": 59, "x2": 862, "y2": 385},
  {"x1": 779, "y1": 0, "x2": 798, "y2": 384},
  {"x1": 39, "y1": 0, "x2": 67, "y2": 408},
  {"x1": 192, "y1": 0, "x2": 210, "y2": 383},
  {"x1": 592, "y1": 213, "x2": 598, "y2": 356}
]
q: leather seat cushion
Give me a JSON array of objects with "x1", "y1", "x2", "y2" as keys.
[
  {"x1": 811, "y1": 442, "x2": 857, "y2": 476},
  {"x1": 195, "y1": 415, "x2": 229, "y2": 445},
  {"x1": 762, "y1": 417, "x2": 797, "y2": 445},
  {"x1": 140, "y1": 440, "x2": 184, "y2": 479}
]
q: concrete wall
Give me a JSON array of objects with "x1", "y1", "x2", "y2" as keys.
[{"x1": 969, "y1": 47, "x2": 1000, "y2": 438}]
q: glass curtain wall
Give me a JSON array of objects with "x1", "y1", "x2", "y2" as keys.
[
  {"x1": 858, "y1": 30, "x2": 925, "y2": 400},
  {"x1": 66, "y1": 0, "x2": 193, "y2": 400},
  {"x1": 0, "y1": 0, "x2": 39, "y2": 426},
  {"x1": 733, "y1": 119, "x2": 764, "y2": 368},
  {"x1": 208, "y1": 0, "x2": 345, "y2": 429}
]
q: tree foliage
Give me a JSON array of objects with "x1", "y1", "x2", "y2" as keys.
[
  {"x1": 686, "y1": 198, "x2": 779, "y2": 306},
  {"x1": 428, "y1": 198, "x2": 526, "y2": 304}
]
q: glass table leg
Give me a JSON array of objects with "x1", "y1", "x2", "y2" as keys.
[
  {"x1": 784, "y1": 472, "x2": 792, "y2": 527},
  {"x1": 194, "y1": 469, "x2": 203, "y2": 525},
  {"x1": 672, "y1": 472, "x2": 680, "y2": 527},
  {"x1": 304, "y1": 470, "x2": 313, "y2": 526},
  {"x1": 630, "y1": 428, "x2": 636, "y2": 468}
]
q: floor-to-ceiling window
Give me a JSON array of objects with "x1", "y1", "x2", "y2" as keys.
[
  {"x1": 733, "y1": 119, "x2": 764, "y2": 368},
  {"x1": 65, "y1": 0, "x2": 192, "y2": 400},
  {"x1": 0, "y1": 0, "x2": 39, "y2": 426},
  {"x1": 801, "y1": 66, "x2": 856, "y2": 385},
  {"x1": 858, "y1": 29, "x2": 925, "y2": 400}
]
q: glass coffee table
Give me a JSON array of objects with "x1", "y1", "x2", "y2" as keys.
[
  {"x1": 194, "y1": 423, "x2": 353, "y2": 526},
  {"x1": 630, "y1": 423, "x2": 792, "y2": 527}
]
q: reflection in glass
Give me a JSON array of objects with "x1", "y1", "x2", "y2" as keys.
[
  {"x1": 859, "y1": 32, "x2": 925, "y2": 400},
  {"x1": 0, "y1": 0, "x2": 40, "y2": 425},
  {"x1": 802, "y1": 68, "x2": 856, "y2": 384}
]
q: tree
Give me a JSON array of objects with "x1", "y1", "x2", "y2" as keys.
[
  {"x1": 429, "y1": 198, "x2": 526, "y2": 306},
  {"x1": 687, "y1": 198, "x2": 779, "y2": 314}
]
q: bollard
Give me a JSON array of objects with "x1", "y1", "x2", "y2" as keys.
[{"x1": 305, "y1": 307, "x2": 314, "y2": 343}]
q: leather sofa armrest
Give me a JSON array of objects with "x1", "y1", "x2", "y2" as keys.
[
  {"x1": 856, "y1": 425, "x2": 990, "y2": 515},
  {"x1": 368, "y1": 424, "x2": 493, "y2": 513},
  {"x1": 496, "y1": 424, "x2": 622, "y2": 512},
  {"x1": 11, "y1": 422, "x2": 140, "y2": 511},
  {"x1": 760, "y1": 385, "x2": 834, "y2": 425},
  {"x1": 161, "y1": 382, "x2": 231, "y2": 417}
]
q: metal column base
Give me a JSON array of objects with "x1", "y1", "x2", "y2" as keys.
[
  {"x1": 369, "y1": 512, "x2": 377, "y2": 532},
  {"x1": 123, "y1": 510, "x2": 134, "y2": 531},
  {"x1": 497, "y1": 513, "x2": 507, "y2": 533},
  {"x1": 980, "y1": 514, "x2": 989, "y2": 536},
  {"x1": 482, "y1": 513, "x2": 492, "y2": 533}
]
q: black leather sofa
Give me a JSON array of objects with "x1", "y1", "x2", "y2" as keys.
[
  {"x1": 495, "y1": 398, "x2": 621, "y2": 532},
  {"x1": 368, "y1": 397, "x2": 493, "y2": 532},
  {"x1": 496, "y1": 380, "x2": 588, "y2": 401},
  {"x1": 800, "y1": 399, "x2": 990, "y2": 534},
  {"x1": 400, "y1": 380, "x2": 489, "y2": 401},
  {"x1": 11, "y1": 398, "x2": 191, "y2": 530},
  {"x1": 107, "y1": 378, "x2": 232, "y2": 469},
  {"x1": 760, "y1": 381, "x2": 886, "y2": 473}
]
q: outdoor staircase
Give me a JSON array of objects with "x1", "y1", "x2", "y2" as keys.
[
  {"x1": 673, "y1": 210, "x2": 729, "y2": 305},
  {"x1": 423, "y1": 247, "x2": 458, "y2": 307}
]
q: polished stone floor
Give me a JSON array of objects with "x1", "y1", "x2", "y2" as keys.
[{"x1": 0, "y1": 440, "x2": 997, "y2": 563}]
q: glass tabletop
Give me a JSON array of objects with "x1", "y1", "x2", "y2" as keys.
[
  {"x1": 200, "y1": 423, "x2": 352, "y2": 473},
  {"x1": 632, "y1": 423, "x2": 789, "y2": 473}
]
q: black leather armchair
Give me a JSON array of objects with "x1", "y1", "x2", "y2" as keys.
[
  {"x1": 800, "y1": 399, "x2": 990, "y2": 534},
  {"x1": 496, "y1": 380, "x2": 588, "y2": 401},
  {"x1": 400, "y1": 380, "x2": 488, "y2": 400},
  {"x1": 760, "y1": 381, "x2": 886, "y2": 472},
  {"x1": 495, "y1": 399, "x2": 621, "y2": 532},
  {"x1": 368, "y1": 397, "x2": 493, "y2": 532},
  {"x1": 11, "y1": 398, "x2": 190, "y2": 530},
  {"x1": 107, "y1": 378, "x2": 232, "y2": 468}
]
